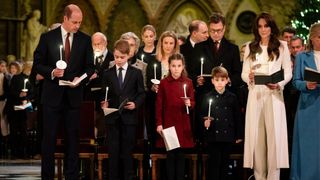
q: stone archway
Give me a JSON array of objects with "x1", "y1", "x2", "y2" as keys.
[{"x1": 156, "y1": 0, "x2": 217, "y2": 36}]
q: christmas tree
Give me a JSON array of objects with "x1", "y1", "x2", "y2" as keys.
[{"x1": 291, "y1": 0, "x2": 320, "y2": 41}]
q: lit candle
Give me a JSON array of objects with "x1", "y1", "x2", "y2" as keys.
[
  {"x1": 208, "y1": 99, "x2": 212, "y2": 117},
  {"x1": 105, "y1": 86, "x2": 109, "y2": 102},
  {"x1": 141, "y1": 54, "x2": 144, "y2": 62},
  {"x1": 154, "y1": 64, "x2": 157, "y2": 80},
  {"x1": 23, "y1": 79, "x2": 28, "y2": 90},
  {"x1": 59, "y1": 45, "x2": 63, "y2": 60},
  {"x1": 183, "y1": 84, "x2": 189, "y2": 114},
  {"x1": 200, "y1": 58, "x2": 204, "y2": 76}
]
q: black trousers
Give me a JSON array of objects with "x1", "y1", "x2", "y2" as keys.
[
  {"x1": 207, "y1": 142, "x2": 232, "y2": 180},
  {"x1": 106, "y1": 123, "x2": 136, "y2": 180},
  {"x1": 9, "y1": 110, "x2": 27, "y2": 157},
  {"x1": 166, "y1": 148, "x2": 185, "y2": 180},
  {"x1": 41, "y1": 104, "x2": 80, "y2": 180}
]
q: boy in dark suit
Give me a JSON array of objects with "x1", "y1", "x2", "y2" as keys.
[
  {"x1": 101, "y1": 39, "x2": 145, "y2": 180},
  {"x1": 201, "y1": 66, "x2": 243, "y2": 180}
]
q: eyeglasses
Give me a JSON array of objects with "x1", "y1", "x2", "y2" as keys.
[{"x1": 209, "y1": 28, "x2": 224, "y2": 34}]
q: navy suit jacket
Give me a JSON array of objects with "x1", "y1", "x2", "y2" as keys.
[
  {"x1": 180, "y1": 36, "x2": 195, "y2": 76},
  {"x1": 192, "y1": 37, "x2": 243, "y2": 94},
  {"x1": 85, "y1": 51, "x2": 114, "y2": 92},
  {"x1": 102, "y1": 65, "x2": 145, "y2": 125},
  {"x1": 33, "y1": 26, "x2": 94, "y2": 108}
]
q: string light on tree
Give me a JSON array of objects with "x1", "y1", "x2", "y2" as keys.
[{"x1": 291, "y1": 0, "x2": 320, "y2": 42}]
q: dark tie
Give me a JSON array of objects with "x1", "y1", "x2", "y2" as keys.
[
  {"x1": 65, "y1": 33, "x2": 71, "y2": 63},
  {"x1": 118, "y1": 67, "x2": 123, "y2": 89},
  {"x1": 213, "y1": 41, "x2": 219, "y2": 55},
  {"x1": 95, "y1": 55, "x2": 103, "y2": 70},
  {"x1": 98, "y1": 55, "x2": 104, "y2": 64}
]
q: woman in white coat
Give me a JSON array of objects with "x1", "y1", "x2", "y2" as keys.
[{"x1": 241, "y1": 12, "x2": 292, "y2": 180}]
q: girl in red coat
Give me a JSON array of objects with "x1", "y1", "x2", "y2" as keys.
[{"x1": 155, "y1": 53, "x2": 195, "y2": 180}]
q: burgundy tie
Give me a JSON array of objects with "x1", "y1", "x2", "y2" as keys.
[
  {"x1": 65, "y1": 33, "x2": 70, "y2": 63},
  {"x1": 212, "y1": 41, "x2": 219, "y2": 57},
  {"x1": 213, "y1": 41, "x2": 219, "y2": 54}
]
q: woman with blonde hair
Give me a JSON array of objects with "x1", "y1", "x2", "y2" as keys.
[
  {"x1": 146, "y1": 31, "x2": 179, "y2": 147},
  {"x1": 136, "y1": 25, "x2": 157, "y2": 64},
  {"x1": 291, "y1": 22, "x2": 320, "y2": 180}
]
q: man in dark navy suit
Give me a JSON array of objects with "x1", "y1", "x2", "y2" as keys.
[
  {"x1": 180, "y1": 20, "x2": 208, "y2": 76},
  {"x1": 101, "y1": 39, "x2": 145, "y2": 180},
  {"x1": 180, "y1": 20, "x2": 208, "y2": 143},
  {"x1": 33, "y1": 4, "x2": 94, "y2": 180},
  {"x1": 85, "y1": 32, "x2": 114, "y2": 140},
  {"x1": 191, "y1": 12, "x2": 244, "y2": 155},
  {"x1": 192, "y1": 12, "x2": 242, "y2": 94}
]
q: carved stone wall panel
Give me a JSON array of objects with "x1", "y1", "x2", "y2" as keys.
[
  {"x1": 89, "y1": 0, "x2": 118, "y2": 33},
  {"x1": 166, "y1": 2, "x2": 209, "y2": 37},
  {"x1": 213, "y1": 0, "x2": 233, "y2": 14},
  {"x1": 140, "y1": 0, "x2": 169, "y2": 24},
  {"x1": 225, "y1": 0, "x2": 243, "y2": 38},
  {"x1": 261, "y1": 0, "x2": 296, "y2": 28},
  {"x1": 45, "y1": 0, "x2": 61, "y2": 26},
  {"x1": 228, "y1": 0, "x2": 259, "y2": 46},
  {"x1": 106, "y1": 0, "x2": 148, "y2": 46},
  {"x1": 45, "y1": 0, "x2": 99, "y2": 35},
  {"x1": 0, "y1": 0, "x2": 300, "y2": 59},
  {"x1": 157, "y1": 0, "x2": 215, "y2": 36}
]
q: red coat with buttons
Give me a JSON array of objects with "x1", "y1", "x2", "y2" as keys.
[{"x1": 155, "y1": 75, "x2": 195, "y2": 148}]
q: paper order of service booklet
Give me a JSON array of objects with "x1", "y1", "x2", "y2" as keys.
[
  {"x1": 59, "y1": 73, "x2": 87, "y2": 86},
  {"x1": 102, "y1": 108, "x2": 118, "y2": 116},
  {"x1": 254, "y1": 69, "x2": 284, "y2": 85},
  {"x1": 102, "y1": 98, "x2": 130, "y2": 116},
  {"x1": 304, "y1": 67, "x2": 320, "y2": 83},
  {"x1": 162, "y1": 126, "x2": 180, "y2": 151},
  {"x1": 14, "y1": 102, "x2": 33, "y2": 111}
]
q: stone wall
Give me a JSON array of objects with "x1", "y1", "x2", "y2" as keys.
[{"x1": 0, "y1": 0, "x2": 298, "y2": 60}]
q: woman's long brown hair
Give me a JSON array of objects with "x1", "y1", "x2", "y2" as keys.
[{"x1": 248, "y1": 12, "x2": 280, "y2": 61}]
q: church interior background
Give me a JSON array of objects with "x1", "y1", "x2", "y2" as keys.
[
  {"x1": 0, "y1": 0, "x2": 300, "y2": 179},
  {"x1": 0, "y1": 0, "x2": 297, "y2": 62}
]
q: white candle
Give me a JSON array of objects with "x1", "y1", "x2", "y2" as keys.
[
  {"x1": 59, "y1": 45, "x2": 63, "y2": 60},
  {"x1": 141, "y1": 54, "x2": 144, "y2": 62},
  {"x1": 23, "y1": 79, "x2": 28, "y2": 89},
  {"x1": 105, "y1": 86, "x2": 109, "y2": 102},
  {"x1": 200, "y1": 58, "x2": 204, "y2": 76},
  {"x1": 208, "y1": 99, "x2": 212, "y2": 117},
  {"x1": 154, "y1": 64, "x2": 157, "y2": 80},
  {"x1": 183, "y1": 84, "x2": 189, "y2": 114}
]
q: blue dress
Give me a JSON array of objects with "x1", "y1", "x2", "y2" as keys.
[{"x1": 291, "y1": 51, "x2": 320, "y2": 180}]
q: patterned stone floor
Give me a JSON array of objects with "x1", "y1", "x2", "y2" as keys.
[{"x1": 0, "y1": 159, "x2": 41, "y2": 179}]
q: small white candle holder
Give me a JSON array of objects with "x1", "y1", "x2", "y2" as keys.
[{"x1": 56, "y1": 60, "x2": 67, "y2": 70}]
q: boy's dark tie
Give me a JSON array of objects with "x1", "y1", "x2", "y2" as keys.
[{"x1": 118, "y1": 67, "x2": 123, "y2": 89}]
